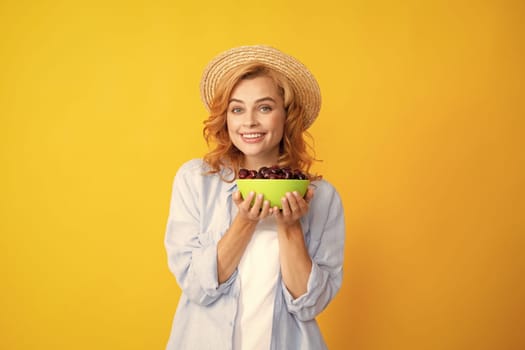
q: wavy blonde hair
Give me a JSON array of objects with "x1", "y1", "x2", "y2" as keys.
[{"x1": 202, "y1": 62, "x2": 318, "y2": 181}]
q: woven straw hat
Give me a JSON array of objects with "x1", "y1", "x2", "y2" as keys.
[{"x1": 200, "y1": 45, "x2": 321, "y2": 130}]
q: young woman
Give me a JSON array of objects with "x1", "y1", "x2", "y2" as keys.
[{"x1": 164, "y1": 45, "x2": 345, "y2": 350}]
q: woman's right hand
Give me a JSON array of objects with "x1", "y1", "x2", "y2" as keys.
[
  {"x1": 232, "y1": 190, "x2": 272, "y2": 222},
  {"x1": 217, "y1": 191, "x2": 270, "y2": 283}
]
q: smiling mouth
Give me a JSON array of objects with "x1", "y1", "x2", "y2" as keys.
[{"x1": 241, "y1": 132, "x2": 265, "y2": 143}]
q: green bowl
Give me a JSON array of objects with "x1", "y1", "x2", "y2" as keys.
[{"x1": 236, "y1": 179, "x2": 310, "y2": 209}]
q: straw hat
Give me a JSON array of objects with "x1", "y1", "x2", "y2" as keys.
[{"x1": 200, "y1": 45, "x2": 321, "y2": 130}]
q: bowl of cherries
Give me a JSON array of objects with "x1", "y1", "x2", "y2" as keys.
[{"x1": 236, "y1": 166, "x2": 310, "y2": 208}]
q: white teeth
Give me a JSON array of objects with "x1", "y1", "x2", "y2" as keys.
[{"x1": 243, "y1": 133, "x2": 263, "y2": 139}]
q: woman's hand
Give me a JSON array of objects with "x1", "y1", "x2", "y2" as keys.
[
  {"x1": 274, "y1": 186, "x2": 315, "y2": 298},
  {"x1": 217, "y1": 191, "x2": 271, "y2": 284},
  {"x1": 233, "y1": 190, "x2": 272, "y2": 223},
  {"x1": 273, "y1": 187, "x2": 314, "y2": 227}
]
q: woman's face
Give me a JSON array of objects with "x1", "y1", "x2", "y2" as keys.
[{"x1": 227, "y1": 75, "x2": 286, "y2": 170}]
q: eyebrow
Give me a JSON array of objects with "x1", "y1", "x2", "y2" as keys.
[{"x1": 228, "y1": 97, "x2": 277, "y2": 104}]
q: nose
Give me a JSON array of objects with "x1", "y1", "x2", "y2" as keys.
[{"x1": 243, "y1": 109, "x2": 259, "y2": 127}]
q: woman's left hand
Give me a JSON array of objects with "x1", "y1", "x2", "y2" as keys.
[{"x1": 273, "y1": 187, "x2": 314, "y2": 227}]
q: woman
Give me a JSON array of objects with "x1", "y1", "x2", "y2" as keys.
[{"x1": 165, "y1": 45, "x2": 345, "y2": 350}]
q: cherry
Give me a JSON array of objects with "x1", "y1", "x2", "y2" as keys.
[{"x1": 238, "y1": 166, "x2": 309, "y2": 180}]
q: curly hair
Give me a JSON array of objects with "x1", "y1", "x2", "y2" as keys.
[{"x1": 202, "y1": 62, "x2": 318, "y2": 182}]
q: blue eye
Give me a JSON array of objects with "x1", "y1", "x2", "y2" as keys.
[
  {"x1": 260, "y1": 105, "x2": 272, "y2": 112},
  {"x1": 231, "y1": 107, "x2": 243, "y2": 113}
]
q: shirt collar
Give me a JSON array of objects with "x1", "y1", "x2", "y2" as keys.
[
  {"x1": 218, "y1": 166, "x2": 238, "y2": 193},
  {"x1": 226, "y1": 181, "x2": 237, "y2": 193}
]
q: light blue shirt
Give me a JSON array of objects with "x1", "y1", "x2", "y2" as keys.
[{"x1": 164, "y1": 159, "x2": 346, "y2": 350}]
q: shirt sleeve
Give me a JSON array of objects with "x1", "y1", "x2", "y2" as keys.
[
  {"x1": 164, "y1": 160, "x2": 236, "y2": 306},
  {"x1": 282, "y1": 180, "x2": 346, "y2": 321}
]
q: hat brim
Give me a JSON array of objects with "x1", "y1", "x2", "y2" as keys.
[{"x1": 200, "y1": 45, "x2": 321, "y2": 130}]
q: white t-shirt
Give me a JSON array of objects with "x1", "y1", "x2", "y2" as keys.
[{"x1": 233, "y1": 216, "x2": 280, "y2": 350}]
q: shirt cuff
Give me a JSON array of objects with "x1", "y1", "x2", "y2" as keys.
[
  {"x1": 192, "y1": 241, "x2": 236, "y2": 297},
  {"x1": 283, "y1": 262, "x2": 327, "y2": 311}
]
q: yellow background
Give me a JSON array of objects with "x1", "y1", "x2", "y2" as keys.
[{"x1": 1, "y1": 0, "x2": 524, "y2": 349}]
